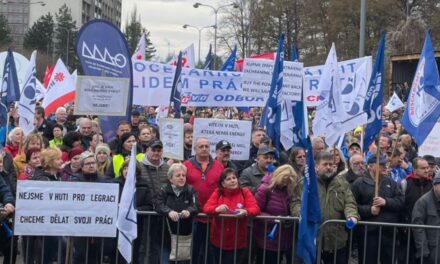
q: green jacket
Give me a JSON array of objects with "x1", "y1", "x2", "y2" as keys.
[{"x1": 291, "y1": 174, "x2": 359, "y2": 251}]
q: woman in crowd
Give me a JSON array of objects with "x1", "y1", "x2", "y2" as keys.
[
  {"x1": 95, "y1": 143, "x2": 111, "y2": 176},
  {"x1": 3, "y1": 127, "x2": 23, "y2": 158},
  {"x1": 155, "y1": 163, "x2": 199, "y2": 264},
  {"x1": 14, "y1": 133, "x2": 44, "y2": 176},
  {"x1": 28, "y1": 147, "x2": 64, "y2": 263},
  {"x1": 88, "y1": 133, "x2": 103, "y2": 153},
  {"x1": 60, "y1": 147, "x2": 83, "y2": 181},
  {"x1": 49, "y1": 124, "x2": 64, "y2": 148},
  {"x1": 254, "y1": 165, "x2": 299, "y2": 264},
  {"x1": 203, "y1": 168, "x2": 260, "y2": 264},
  {"x1": 107, "y1": 132, "x2": 143, "y2": 178},
  {"x1": 59, "y1": 131, "x2": 82, "y2": 162},
  {"x1": 288, "y1": 147, "x2": 306, "y2": 178},
  {"x1": 138, "y1": 127, "x2": 153, "y2": 153},
  {"x1": 330, "y1": 147, "x2": 347, "y2": 175},
  {"x1": 18, "y1": 147, "x2": 41, "y2": 180}
]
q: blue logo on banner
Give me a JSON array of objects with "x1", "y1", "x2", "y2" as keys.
[{"x1": 75, "y1": 19, "x2": 133, "y2": 141}]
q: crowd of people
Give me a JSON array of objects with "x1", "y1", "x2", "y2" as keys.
[{"x1": 0, "y1": 102, "x2": 439, "y2": 264}]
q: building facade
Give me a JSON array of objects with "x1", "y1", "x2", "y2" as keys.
[{"x1": 1, "y1": 0, "x2": 122, "y2": 50}]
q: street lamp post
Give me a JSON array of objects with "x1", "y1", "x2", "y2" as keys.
[
  {"x1": 182, "y1": 24, "x2": 215, "y2": 64},
  {"x1": 193, "y1": 2, "x2": 239, "y2": 69}
]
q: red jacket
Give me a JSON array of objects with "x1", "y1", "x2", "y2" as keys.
[
  {"x1": 183, "y1": 157, "x2": 224, "y2": 211},
  {"x1": 3, "y1": 144, "x2": 19, "y2": 158},
  {"x1": 203, "y1": 187, "x2": 260, "y2": 250}
]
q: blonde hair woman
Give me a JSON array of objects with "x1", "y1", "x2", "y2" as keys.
[{"x1": 254, "y1": 164, "x2": 299, "y2": 264}]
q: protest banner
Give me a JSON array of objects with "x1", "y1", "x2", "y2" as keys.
[
  {"x1": 303, "y1": 56, "x2": 372, "y2": 107},
  {"x1": 418, "y1": 121, "x2": 440, "y2": 157},
  {"x1": 241, "y1": 59, "x2": 303, "y2": 101},
  {"x1": 133, "y1": 60, "x2": 265, "y2": 107},
  {"x1": 14, "y1": 181, "x2": 119, "y2": 237},
  {"x1": 192, "y1": 118, "x2": 252, "y2": 160},
  {"x1": 158, "y1": 118, "x2": 184, "y2": 160},
  {"x1": 74, "y1": 75, "x2": 129, "y2": 116}
]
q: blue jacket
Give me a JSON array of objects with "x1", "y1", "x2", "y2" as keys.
[{"x1": 390, "y1": 162, "x2": 412, "y2": 183}]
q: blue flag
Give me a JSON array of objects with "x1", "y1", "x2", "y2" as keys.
[
  {"x1": 220, "y1": 45, "x2": 237, "y2": 71},
  {"x1": 170, "y1": 51, "x2": 183, "y2": 118},
  {"x1": 402, "y1": 30, "x2": 440, "y2": 146},
  {"x1": 75, "y1": 19, "x2": 133, "y2": 142},
  {"x1": 291, "y1": 43, "x2": 298, "y2": 61},
  {"x1": 203, "y1": 44, "x2": 213, "y2": 70},
  {"x1": 261, "y1": 33, "x2": 284, "y2": 149},
  {"x1": 363, "y1": 32, "x2": 385, "y2": 151},
  {"x1": 0, "y1": 49, "x2": 20, "y2": 127},
  {"x1": 291, "y1": 99, "x2": 307, "y2": 148},
  {"x1": 297, "y1": 136, "x2": 321, "y2": 264}
]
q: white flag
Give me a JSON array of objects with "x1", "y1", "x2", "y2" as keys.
[
  {"x1": 117, "y1": 144, "x2": 138, "y2": 263},
  {"x1": 18, "y1": 51, "x2": 37, "y2": 136},
  {"x1": 41, "y1": 58, "x2": 76, "y2": 116},
  {"x1": 155, "y1": 106, "x2": 169, "y2": 123},
  {"x1": 312, "y1": 43, "x2": 366, "y2": 146},
  {"x1": 132, "y1": 33, "x2": 146, "y2": 61},
  {"x1": 280, "y1": 99, "x2": 295, "y2": 150},
  {"x1": 386, "y1": 92, "x2": 405, "y2": 113},
  {"x1": 168, "y1": 43, "x2": 196, "y2": 68}
]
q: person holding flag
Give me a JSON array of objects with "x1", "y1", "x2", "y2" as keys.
[{"x1": 291, "y1": 140, "x2": 358, "y2": 264}]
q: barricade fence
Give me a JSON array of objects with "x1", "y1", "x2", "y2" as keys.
[{"x1": 1, "y1": 212, "x2": 440, "y2": 264}]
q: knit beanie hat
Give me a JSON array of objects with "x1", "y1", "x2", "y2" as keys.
[
  {"x1": 69, "y1": 147, "x2": 84, "y2": 160},
  {"x1": 95, "y1": 143, "x2": 111, "y2": 156}
]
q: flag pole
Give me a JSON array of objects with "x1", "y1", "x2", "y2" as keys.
[
  {"x1": 4, "y1": 112, "x2": 9, "y2": 147},
  {"x1": 374, "y1": 135, "x2": 381, "y2": 197}
]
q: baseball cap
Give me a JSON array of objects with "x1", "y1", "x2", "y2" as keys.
[
  {"x1": 257, "y1": 145, "x2": 275, "y2": 156},
  {"x1": 367, "y1": 154, "x2": 388, "y2": 165},
  {"x1": 216, "y1": 140, "x2": 231, "y2": 150},
  {"x1": 148, "y1": 139, "x2": 163, "y2": 148}
]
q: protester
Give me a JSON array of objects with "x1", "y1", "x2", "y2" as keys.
[
  {"x1": 389, "y1": 148, "x2": 412, "y2": 183},
  {"x1": 14, "y1": 133, "x2": 44, "y2": 176},
  {"x1": 411, "y1": 171, "x2": 440, "y2": 264},
  {"x1": 292, "y1": 150, "x2": 359, "y2": 264},
  {"x1": 131, "y1": 110, "x2": 141, "y2": 136},
  {"x1": 215, "y1": 140, "x2": 238, "y2": 171},
  {"x1": 49, "y1": 124, "x2": 64, "y2": 148},
  {"x1": 423, "y1": 155, "x2": 437, "y2": 178},
  {"x1": 53, "y1": 106, "x2": 69, "y2": 134},
  {"x1": 3, "y1": 127, "x2": 23, "y2": 158},
  {"x1": 347, "y1": 140, "x2": 362, "y2": 158},
  {"x1": 254, "y1": 165, "x2": 299, "y2": 264},
  {"x1": 203, "y1": 168, "x2": 260, "y2": 264},
  {"x1": 137, "y1": 139, "x2": 169, "y2": 263},
  {"x1": 0, "y1": 151, "x2": 16, "y2": 264},
  {"x1": 95, "y1": 143, "x2": 111, "y2": 176},
  {"x1": 351, "y1": 154, "x2": 404, "y2": 264},
  {"x1": 240, "y1": 145, "x2": 275, "y2": 194},
  {"x1": 311, "y1": 137, "x2": 325, "y2": 158},
  {"x1": 60, "y1": 146, "x2": 83, "y2": 181},
  {"x1": 155, "y1": 163, "x2": 199, "y2": 264},
  {"x1": 107, "y1": 132, "x2": 143, "y2": 178},
  {"x1": 400, "y1": 157, "x2": 432, "y2": 264},
  {"x1": 18, "y1": 147, "x2": 41, "y2": 180},
  {"x1": 108, "y1": 120, "x2": 131, "y2": 154},
  {"x1": 78, "y1": 117, "x2": 93, "y2": 149},
  {"x1": 31, "y1": 147, "x2": 64, "y2": 262},
  {"x1": 288, "y1": 147, "x2": 306, "y2": 178},
  {"x1": 59, "y1": 131, "x2": 82, "y2": 162},
  {"x1": 329, "y1": 147, "x2": 347, "y2": 174},
  {"x1": 183, "y1": 123, "x2": 193, "y2": 160},
  {"x1": 34, "y1": 106, "x2": 54, "y2": 141},
  {"x1": 138, "y1": 126, "x2": 153, "y2": 153},
  {"x1": 242, "y1": 128, "x2": 266, "y2": 168},
  {"x1": 88, "y1": 133, "x2": 103, "y2": 153},
  {"x1": 341, "y1": 153, "x2": 367, "y2": 184},
  {"x1": 183, "y1": 137, "x2": 223, "y2": 264}
]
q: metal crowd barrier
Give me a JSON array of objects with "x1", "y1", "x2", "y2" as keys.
[{"x1": 1, "y1": 212, "x2": 440, "y2": 264}]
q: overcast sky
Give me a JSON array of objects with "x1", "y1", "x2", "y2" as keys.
[{"x1": 121, "y1": 0, "x2": 225, "y2": 62}]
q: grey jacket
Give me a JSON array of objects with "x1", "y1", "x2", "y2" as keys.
[
  {"x1": 412, "y1": 190, "x2": 440, "y2": 263},
  {"x1": 239, "y1": 163, "x2": 266, "y2": 194},
  {"x1": 137, "y1": 156, "x2": 169, "y2": 210}
]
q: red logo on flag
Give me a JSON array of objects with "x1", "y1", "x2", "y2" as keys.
[
  {"x1": 54, "y1": 72, "x2": 64, "y2": 82},
  {"x1": 136, "y1": 54, "x2": 143, "y2": 60}
]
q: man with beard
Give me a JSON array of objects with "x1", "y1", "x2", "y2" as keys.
[
  {"x1": 215, "y1": 140, "x2": 238, "y2": 171},
  {"x1": 183, "y1": 123, "x2": 193, "y2": 160},
  {"x1": 291, "y1": 150, "x2": 359, "y2": 264},
  {"x1": 240, "y1": 145, "x2": 275, "y2": 194},
  {"x1": 341, "y1": 153, "x2": 368, "y2": 184}
]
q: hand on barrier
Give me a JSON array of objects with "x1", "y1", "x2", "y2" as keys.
[
  {"x1": 346, "y1": 217, "x2": 357, "y2": 229},
  {"x1": 215, "y1": 204, "x2": 230, "y2": 214},
  {"x1": 168, "y1": 211, "x2": 180, "y2": 222},
  {"x1": 180, "y1": 210, "x2": 190, "y2": 219}
]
